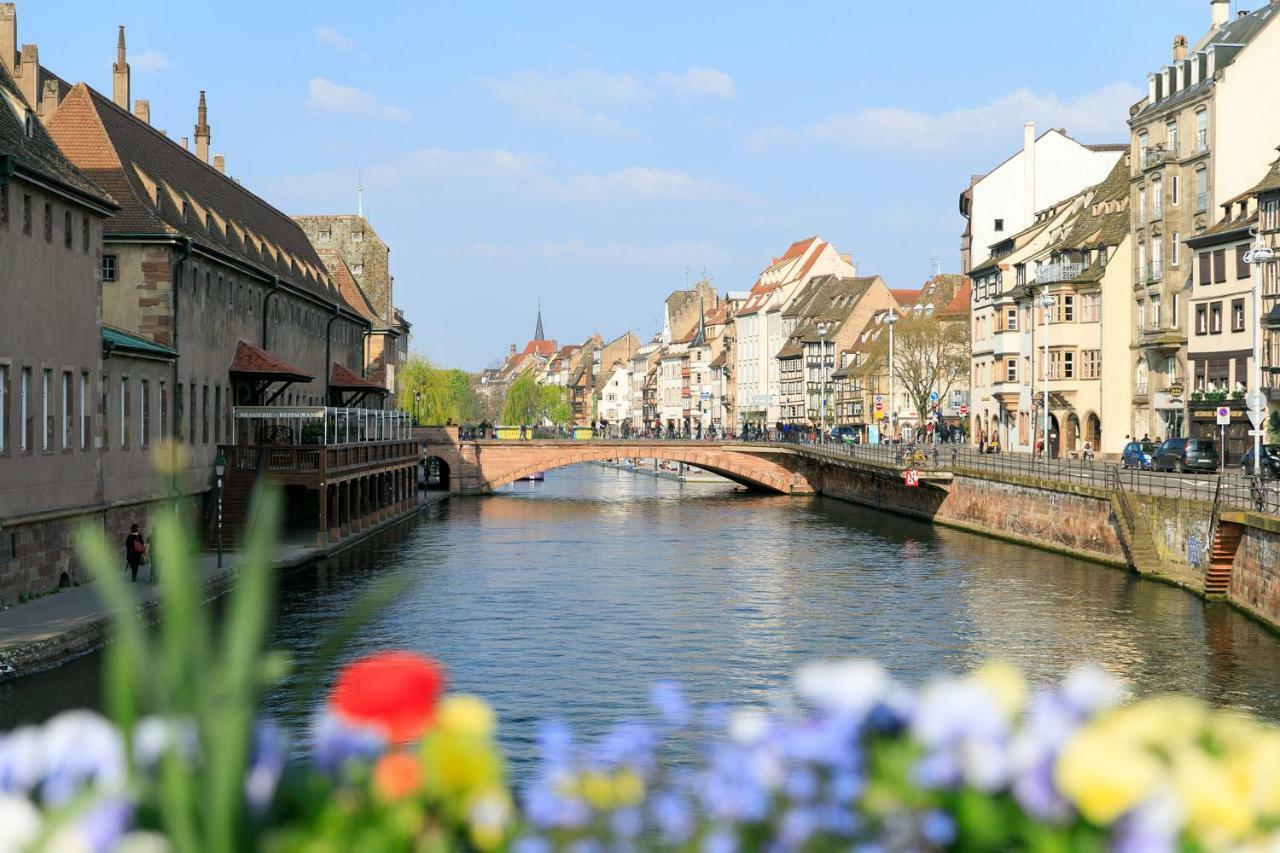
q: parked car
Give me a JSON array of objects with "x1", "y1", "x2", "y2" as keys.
[
  {"x1": 1239, "y1": 444, "x2": 1280, "y2": 478},
  {"x1": 829, "y1": 425, "x2": 859, "y2": 443},
  {"x1": 1150, "y1": 437, "x2": 1219, "y2": 473},
  {"x1": 1121, "y1": 441, "x2": 1158, "y2": 470}
]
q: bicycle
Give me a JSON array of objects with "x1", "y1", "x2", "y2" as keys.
[{"x1": 1252, "y1": 476, "x2": 1270, "y2": 513}]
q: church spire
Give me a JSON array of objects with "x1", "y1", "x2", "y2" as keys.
[
  {"x1": 534, "y1": 301, "x2": 545, "y2": 341},
  {"x1": 690, "y1": 299, "x2": 706, "y2": 348}
]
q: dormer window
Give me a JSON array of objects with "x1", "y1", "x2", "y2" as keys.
[
  {"x1": 352, "y1": 230, "x2": 364, "y2": 243},
  {"x1": 23, "y1": 112, "x2": 33, "y2": 138},
  {"x1": 352, "y1": 263, "x2": 363, "y2": 276},
  {"x1": 318, "y1": 229, "x2": 330, "y2": 243}
]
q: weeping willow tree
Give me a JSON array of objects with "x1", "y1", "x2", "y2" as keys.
[
  {"x1": 398, "y1": 357, "x2": 464, "y2": 425},
  {"x1": 500, "y1": 376, "x2": 573, "y2": 426}
]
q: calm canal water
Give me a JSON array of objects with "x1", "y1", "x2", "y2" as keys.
[{"x1": 4, "y1": 463, "x2": 1280, "y2": 779}]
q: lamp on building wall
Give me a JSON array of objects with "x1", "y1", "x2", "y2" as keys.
[
  {"x1": 1038, "y1": 290, "x2": 1057, "y2": 461},
  {"x1": 214, "y1": 449, "x2": 227, "y2": 569}
]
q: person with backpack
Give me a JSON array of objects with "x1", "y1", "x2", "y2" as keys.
[{"x1": 124, "y1": 523, "x2": 146, "y2": 583}]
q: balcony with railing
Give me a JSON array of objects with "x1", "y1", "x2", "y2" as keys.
[
  {"x1": 1036, "y1": 262, "x2": 1084, "y2": 284},
  {"x1": 1194, "y1": 130, "x2": 1209, "y2": 155},
  {"x1": 1147, "y1": 262, "x2": 1163, "y2": 283},
  {"x1": 1142, "y1": 146, "x2": 1172, "y2": 170}
]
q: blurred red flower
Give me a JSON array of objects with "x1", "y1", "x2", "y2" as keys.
[{"x1": 330, "y1": 651, "x2": 445, "y2": 743}]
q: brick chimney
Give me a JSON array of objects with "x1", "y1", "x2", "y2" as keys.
[
  {"x1": 213, "y1": 154, "x2": 225, "y2": 174},
  {"x1": 194, "y1": 90, "x2": 210, "y2": 163},
  {"x1": 0, "y1": 4, "x2": 16, "y2": 75},
  {"x1": 17, "y1": 42, "x2": 37, "y2": 107},
  {"x1": 1212, "y1": 0, "x2": 1230, "y2": 28},
  {"x1": 1173, "y1": 34, "x2": 1187, "y2": 61},
  {"x1": 134, "y1": 99, "x2": 150, "y2": 124},
  {"x1": 180, "y1": 136, "x2": 188, "y2": 151},
  {"x1": 112, "y1": 25, "x2": 129, "y2": 110}
]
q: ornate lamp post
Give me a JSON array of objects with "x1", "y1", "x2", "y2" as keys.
[
  {"x1": 885, "y1": 312, "x2": 898, "y2": 443},
  {"x1": 413, "y1": 389, "x2": 422, "y2": 427},
  {"x1": 1039, "y1": 290, "x2": 1057, "y2": 461},
  {"x1": 214, "y1": 449, "x2": 227, "y2": 568}
]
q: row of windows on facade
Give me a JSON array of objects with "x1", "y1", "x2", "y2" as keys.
[
  {"x1": 1136, "y1": 168, "x2": 1209, "y2": 223},
  {"x1": 976, "y1": 350, "x2": 1103, "y2": 385},
  {"x1": 0, "y1": 365, "x2": 326, "y2": 457},
  {"x1": 1136, "y1": 108, "x2": 1210, "y2": 164},
  {"x1": 99, "y1": 256, "x2": 363, "y2": 346},
  {"x1": 0, "y1": 184, "x2": 93, "y2": 252},
  {"x1": 975, "y1": 293, "x2": 1103, "y2": 338}
]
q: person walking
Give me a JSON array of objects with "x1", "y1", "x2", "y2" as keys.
[{"x1": 124, "y1": 523, "x2": 146, "y2": 583}]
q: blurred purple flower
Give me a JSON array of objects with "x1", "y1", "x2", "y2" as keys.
[
  {"x1": 39, "y1": 711, "x2": 126, "y2": 806},
  {"x1": 610, "y1": 805, "x2": 643, "y2": 839},
  {"x1": 310, "y1": 709, "x2": 384, "y2": 774},
  {"x1": 920, "y1": 810, "x2": 956, "y2": 847},
  {"x1": 77, "y1": 796, "x2": 132, "y2": 853},
  {"x1": 651, "y1": 681, "x2": 691, "y2": 728},
  {"x1": 702, "y1": 826, "x2": 739, "y2": 853},
  {"x1": 652, "y1": 791, "x2": 694, "y2": 844},
  {"x1": 0, "y1": 726, "x2": 41, "y2": 793},
  {"x1": 512, "y1": 836, "x2": 551, "y2": 853},
  {"x1": 245, "y1": 719, "x2": 286, "y2": 815}
]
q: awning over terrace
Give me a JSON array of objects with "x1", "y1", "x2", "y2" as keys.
[{"x1": 229, "y1": 340, "x2": 314, "y2": 405}]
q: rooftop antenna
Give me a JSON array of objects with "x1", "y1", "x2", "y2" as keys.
[
  {"x1": 685, "y1": 266, "x2": 690, "y2": 288},
  {"x1": 357, "y1": 169, "x2": 364, "y2": 218},
  {"x1": 930, "y1": 256, "x2": 942, "y2": 277}
]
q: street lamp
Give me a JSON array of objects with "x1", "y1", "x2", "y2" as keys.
[
  {"x1": 1245, "y1": 234, "x2": 1275, "y2": 477},
  {"x1": 817, "y1": 321, "x2": 829, "y2": 441},
  {"x1": 885, "y1": 311, "x2": 898, "y2": 443},
  {"x1": 413, "y1": 389, "x2": 422, "y2": 427},
  {"x1": 1038, "y1": 290, "x2": 1057, "y2": 462},
  {"x1": 214, "y1": 449, "x2": 227, "y2": 569}
]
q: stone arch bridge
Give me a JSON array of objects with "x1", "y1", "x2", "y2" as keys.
[{"x1": 416, "y1": 427, "x2": 821, "y2": 495}]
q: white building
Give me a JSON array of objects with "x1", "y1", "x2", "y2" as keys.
[
  {"x1": 734, "y1": 237, "x2": 856, "y2": 425},
  {"x1": 960, "y1": 124, "x2": 1124, "y2": 273},
  {"x1": 596, "y1": 364, "x2": 630, "y2": 435}
]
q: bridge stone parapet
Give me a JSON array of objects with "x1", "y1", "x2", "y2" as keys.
[{"x1": 414, "y1": 431, "x2": 820, "y2": 495}]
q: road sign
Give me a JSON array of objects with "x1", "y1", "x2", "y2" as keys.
[
  {"x1": 959, "y1": 404, "x2": 969, "y2": 416},
  {"x1": 1248, "y1": 409, "x2": 1266, "y2": 429},
  {"x1": 1246, "y1": 391, "x2": 1267, "y2": 412},
  {"x1": 904, "y1": 469, "x2": 920, "y2": 487},
  {"x1": 929, "y1": 390, "x2": 939, "y2": 403},
  {"x1": 1216, "y1": 406, "x2": 1231, "y2": 426},
  {"x1": 1250, "y1": 429, "x2": 1267, "y2": 437},
  {"x1": 874, "y1": 400, "x2": 884, "y2": 413}
]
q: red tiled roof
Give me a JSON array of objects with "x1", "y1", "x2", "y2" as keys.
[
  {"x1": 316, "y1": 247, "x2": 379, "y2": 322},
  {"x1": 939, "y1": 281, "x2": 972, "y2": 317},
  {"x1": 523, "y1": 340, "x2": 557, "y2": 357},
  {"x1": 228, "y1": 340, "x2": 313, "y2": 381},
  {"x1": 330, "y1": 362, "x2": 387, "y2": 393},
  {"x1": 47, "y1": 84, "x2": 338, "y2": 302},
  {"x1": 891, "y1": 289, "x2": 922, "y2": 308}
]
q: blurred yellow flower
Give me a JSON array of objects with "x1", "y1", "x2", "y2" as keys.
[
  {"x1": 467, "y1": 791, "x2": 512, "y2": 851},
  {"x1": 581, "y1": 771, "x2": 614, "y2": 809},
  {"x1": 972, "y1": 660, "x2": 1026, "y2": 718},
  {"x1": 1099, "y1": 696, "x2": 1205, "y2": 750},
  {"x1": 1056, "y1": 728, "x2": 1162, "y2": 824},
  {"x1": 1172, "y1": 747, "x2": 1254, "y2": 842},
  {"x1": 420, "y1": 731, "x2": 503, "y2": 797},
  {"x1": 437, "y1": 695, "x2": 496, "y2": 739},
  {"x1": 614, "y1": 768, "x2": 645, "y2": 807}
]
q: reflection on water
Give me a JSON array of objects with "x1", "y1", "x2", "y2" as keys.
[{"x1": 3, "y1": 463, "x2": 1280, "y2": 782}]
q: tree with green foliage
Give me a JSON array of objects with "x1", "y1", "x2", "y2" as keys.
[
  {"x1": 397, "y1": 357, "x2": 465, "y2": 425},
  {"x1": 541, "y1": 385, "x2": 573, "y2": 426},
  {"x1": 501, "y1": 374, "x2": 543, "y2": 425}
]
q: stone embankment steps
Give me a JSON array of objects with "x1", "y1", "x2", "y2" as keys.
[{"x1": 1205, "y1": 522, "x2": 1245, "y2": 597}]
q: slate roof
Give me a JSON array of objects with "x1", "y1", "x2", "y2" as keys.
[
  {"x1": 47, "y1": 83, "x2": 338, "y2": 302},
  {"x1": 1249, "y1": 151, "x2": 1280, "y2": 196},
  {"x1": 776, "y1": 275, "x2": 878, "y2": 360},
  {"x1": 228, "y1": 340, "x2": 313, "y2": 381},
  {"x1": 0, "y1": 62, "x2": 114, "y2": 210},
  {"x1": 1134, "y1": 5, "x2": 1279, "y2": 119}
]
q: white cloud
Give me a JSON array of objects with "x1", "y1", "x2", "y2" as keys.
[
  {"x1": 304, "y1": 78, "x2": 410, "y2": 121},
  {"x1": 131, "y1": 49, "x2": 170, "y2": 73},
  {"x1": 457, "y1": 239, "x2": 731, "y2": 269},
  {"x1": 314, "y1": 24, "x2": 356, "y2": 54},
  {"x1": 558, "y1": 166, "x2": 749, "y2": 204},
  {"x1": 659, "y1": 66, "x2": 735, "y2": 99},
  {"x1": 268, "y1": 148, "x2": 749, "y2": 212},
  {"x1": 803, "y1": 82, "x2": 1143, "y2": 153},
  {"x1": 478, "y1": 70, "x2": 650, "y2": 133}
]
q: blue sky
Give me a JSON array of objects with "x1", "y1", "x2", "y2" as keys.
[{"x1": 23, "y1": 0, "x2": 1229, "y2": 368}]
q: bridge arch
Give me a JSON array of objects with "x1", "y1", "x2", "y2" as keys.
[{"x1": 420, "y1": 437, "x2": 818, "y2": 495}]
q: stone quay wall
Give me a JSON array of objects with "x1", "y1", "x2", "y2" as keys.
[{"x1": 1227, "y1": 514, "x2": 1280, "y2": 629}]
